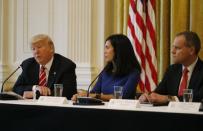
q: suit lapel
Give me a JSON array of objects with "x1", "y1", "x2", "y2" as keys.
[
  {"x1": 47, "y1": 55, "x2": 57, "y2": 89},
  {"x1": 188, "y1": 59, "x2": 202, "y2": 89},
  {"x1": 174, "y1": 66, "x2": 183, "y2": 93},
  {"x1": 32, "y1": 62, "x2": 40, "y2": 84}
]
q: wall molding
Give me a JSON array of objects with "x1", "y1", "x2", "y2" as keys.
[
  {"x1": 0, "y1": 63, "x2": 97, "y2": 91},
  {"x1": 0, "y1": 0, "x2": 3, "y2": 65},
  {"x1": 0, "y1": 0, "x2": 106, "y2": 91},
  {"x1": 76, "y1": 64, "x2": 99, "y2": 90}
]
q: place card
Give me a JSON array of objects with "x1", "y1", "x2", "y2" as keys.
[
  {"x1": 168, "y1": 101, "x2": 201, "y2": 112},
  {"x1": 37, "y1": 96, "x2": 68, "y2": 105},
  {"x1": 108, "y1": 99, "x2": 140, "y2": 109}
]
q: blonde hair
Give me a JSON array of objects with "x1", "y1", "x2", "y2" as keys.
[{"x1": 31, "y1": 34, "x2": 55, "y2": 52}]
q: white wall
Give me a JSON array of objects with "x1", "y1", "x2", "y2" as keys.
[{"x1": 0, "y1": 0, "x2": 108, "y2": 91}]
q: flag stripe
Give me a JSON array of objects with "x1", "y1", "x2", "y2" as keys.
[
  {"x1": 146, "y1": 13, "x2": 156, "y2": 51},
  {"x1": 128, "y1": 17, "x2": 146, "y2": 68},
  {"x1": 128, "y1": 0, "x2": 157, "y2": 92},
  {"x1": 128, "y1": 18, "x2": 146, "y2": 91},
  {"x1": 150, "y1": 0, "x2": 156, "y2": 10},
  {"x1": 130, "y1": 0, "x2": 137, "y2": 13}
]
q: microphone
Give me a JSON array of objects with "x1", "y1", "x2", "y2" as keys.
[
  {"x1": 0, "y1": 65, "x2": 24, "y2": 100},
  {"x1": 74, "y1": 67, "x2": 106, "y2": 105}
]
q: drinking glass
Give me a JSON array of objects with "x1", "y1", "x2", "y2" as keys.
[
  {"x1": 114, "y1": 86, "x2": 123, "y2": 99},
  {"x1": 54, "y1": 84, "x2": 63, "y2": 97},
  {"x1": 183, "y1": 89, "x2": 193, "y2": 102}
]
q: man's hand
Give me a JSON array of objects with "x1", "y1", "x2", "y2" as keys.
[
  {"x1": 139, "y1": 92, "x2": 169, "y2": 104},
  {"x1": 139, "y1": 93, "x2": 150, "y2": 103},
  {"x1": 148, "y1": 92, "x2": 168, "y2": 104},
  {"x1": 23, "y1": 91, "x2": 33, "y2": 99},
  {"x1": 39, "y1": 86, "x2": 51, "y2": 96}
]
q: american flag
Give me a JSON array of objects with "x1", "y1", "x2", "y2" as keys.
[{"x1": 127, "y1": 0, "x2": 157, "y2": 92}]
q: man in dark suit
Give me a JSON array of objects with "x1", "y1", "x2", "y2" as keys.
[
  {"x1": 13, "y1": 34, "x2": 77, "y2": 99},
  {"x1": 139, "y1": 31, "x2": 203, "y2": 104}
]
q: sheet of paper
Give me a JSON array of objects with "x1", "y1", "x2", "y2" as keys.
[
  {"x1": 108, "y1": 99, "x2": 140, "y2": 109},
  {"x1": 37, "y1": 96, "x2": 68, "y2": 105},
  {"x1": 168, "y1": 102, "x2": 201, "y2": 112}
]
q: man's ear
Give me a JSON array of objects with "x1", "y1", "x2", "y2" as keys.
[
  {"x1": 51, "y1": 48, "x2": 54, "y2": 53},
  {"x1": 50, "y1": 45, "x2": 55, "y2": 53},
  {"x1": 190, "y1": 46, "x2": 195, "y2": 55}
]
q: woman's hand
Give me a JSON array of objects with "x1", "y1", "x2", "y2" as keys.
[{"x1": 71, "y1": 89, "x2": 87, "y2": 102}]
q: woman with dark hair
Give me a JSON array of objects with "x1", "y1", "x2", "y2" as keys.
[{"x1": 72, "y1": 34, "x2": 141, "y2": 101}]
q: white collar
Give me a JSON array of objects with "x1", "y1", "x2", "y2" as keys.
[
  {"x1": 40, "y1": 56, "x2": 54, "y2": 71},
  {"x1": 182, "y1": 57, "x2": 198, "y2": 73}
]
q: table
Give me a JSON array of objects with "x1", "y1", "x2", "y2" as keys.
[{"x1": 0, "y1": 100, "x2": 202, "y2": 131}]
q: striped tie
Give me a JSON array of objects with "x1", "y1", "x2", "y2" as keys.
[
  {"x1": 178, "y1": 68, "x2": 189, "y2": 96},
  {"x1": 39, "y1": 66, "x2": 47, "y2": 86}
]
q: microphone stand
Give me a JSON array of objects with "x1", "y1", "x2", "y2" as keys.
[
  {"x1": 74, "y1": 67, "x2": 106, "y2": 105},
  {"x1": 1, "y1": 66, "x2": 21, "y2": 93},
  {"x1": 0, "y1": 65, "x2": 24, "y2": 100},
  {"x1": 86, "y1": 73, "x2": 101, "y2": 97}
]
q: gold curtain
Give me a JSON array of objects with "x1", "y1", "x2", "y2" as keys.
[
  {"x1": 106, "y1": 0, "x2": 203, "y2": 81},
  {"x1": 190, "y1": 0, "x2": 203, "y2": 58},
  {"x1": 105, "y1": 0, "x2": 129, "y2": 34}
]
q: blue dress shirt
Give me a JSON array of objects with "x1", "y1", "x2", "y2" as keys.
[{"x1": 91, "y1": 69, "x2": 140, "y2": 99}]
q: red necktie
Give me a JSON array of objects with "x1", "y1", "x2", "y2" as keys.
[
  {"x1": 39, "y1": 66, "x2": 47, "y2": 86},
  {"x1": 178, "y1": 68, "x2": 189, "y2": 96}
]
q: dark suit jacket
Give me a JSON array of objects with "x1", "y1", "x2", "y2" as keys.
[
  {"x1": 154, "y1": 58, "x2": 203, "y2": 102},
  {"x1": 13, "y1": 53, "x2": 77, "y2": 100}
]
